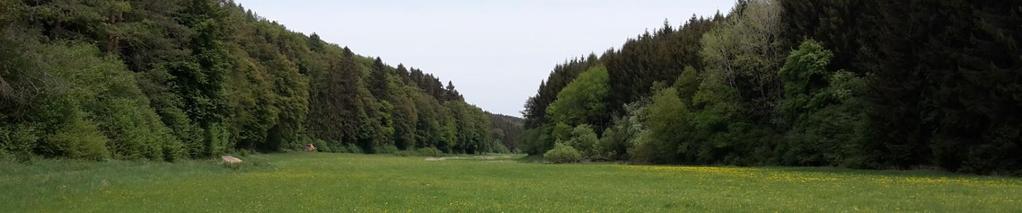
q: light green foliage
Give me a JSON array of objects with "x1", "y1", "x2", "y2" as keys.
[
  {"x1": 3, "y1": 153, "x2": 1021, "y2": 211},
  {"x1": 635, "y1": 88, "x2": 689, "y2": 163},
  {"x1": 50, "y1": 44, "x2": 181, "y2": 160},
  {"x1": 565, "y1": 124, "x2": 599, "y2": 159},
  {"x1": 377, "y1": 145, "x2": 399, "y2": 154},
  {"x1": 446, "y1": 101, "x2": 492, "y2": 153},
  {"x1": 686, "y1": 57, "x2": 761, "y2": 164},
  {"x1": 416, "y1": 147, "x2": 442, "y2": 157},
  {"x1": 551, "y1": 122, "x2": 573, "y2": 143},
  {"x1": 0, "y1": 35, "x2": 182, "y2": 160},
  {"x1": 100, "y1": 98, "x2": 184, "y2": 161},
  {"x1": 38, "y1": 100, "x2": 109, "y2": 160},
  {"x1": 203, "y1": 122, "x2": 231, "y2": 157},
  {"x1": 546, "y1": 65, "x2": 610, "y2": 126},
  {"x1": 491, "y1": 143, "x2": 511, "y2": 154},
  {"x1": 544, "y1": 143, "x2": 582, "y2": 163},
  {"x1": 344, "y1": 143, "x2": 363, "y2": 154},
  {"x1": 700, "y1": 0, "x2": 784, "y2": 118}
]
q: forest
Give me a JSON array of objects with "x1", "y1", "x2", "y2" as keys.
[
  {"x1": 0, "y1": 0, "x2": 520, "y2": 161},
  {"x1": 524, "y1": 0, "x2": 1022, "y2": 175}
]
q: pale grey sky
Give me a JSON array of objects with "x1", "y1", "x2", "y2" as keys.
[{"x1": 234, "y1": 0, "x2": 735, "y2": 116}]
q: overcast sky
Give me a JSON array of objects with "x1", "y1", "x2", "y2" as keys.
[{"x1": 233, "y1": 0, "x2": 736, "y2": 116}]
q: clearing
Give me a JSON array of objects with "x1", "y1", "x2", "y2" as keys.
[{"x1": 1, "y1": 153, "x2": 1020, "y2": 212}]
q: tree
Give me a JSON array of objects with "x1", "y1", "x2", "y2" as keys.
[
  {"x1": 369, "y1": 57, "x2": 391, "y2": 99},
  {"x1": 523, "y1": 56, "x2": 599, "y2": 128},
  {"x1": 777, "y1": 40, "x2": 865, "y2": 166},
  {"x1": 634, "y1": 88, "x2": 690, "y2": 163},
  {"x1": 546, "y1": 65, "x2": 611, "y2": 128},
  {"x1": 700, "y1": 0, "x2": 784, "y2": 122},
  {"x1": 565, "y1": 124, "x2": 599, "y2": 159}
]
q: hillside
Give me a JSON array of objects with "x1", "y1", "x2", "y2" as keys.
[
  {"x1": 523, "y1": 0, "x2": 1022, "y2": 174},
  {"x1": 487, "y1": 113, "x2": 525, "y2": 152},
  {"x1": 0, "y1": 0, "x2": 503, "y2": 161}
]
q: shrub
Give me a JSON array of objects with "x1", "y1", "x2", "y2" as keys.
[
  {"x1": 628, "y1": 130, "x2": 656, "y2": 163},
  {"x1": 98, "y1": 98, "x2": 183, "y2": 160},
  {"x1": 544, "y1": 143, "x2": 582, "y2": 163},
  {"x1": 0, "y1": 124, "x2": 39, "y2": 161},
  {"x1": 43, "y1": 115, "x2": 110, "y2": 160},
  {"x1": 566, "y1": 125, "x2": 599, "y2": 159},
  {"x1": 491, "y1": 143, "x2": 511, "y2": 154},
  {"x1": 376, "y1": 145, "x2": 399, "y2": 154},
  {"x1": 416, "y1": 147, "x2": 442, "y2": 157},
  {"x1": 344, "y1": 143, "x2": 362, "y2": 154},
  {"x1": 332, "y1": 143, "x2": 350, "y2": 153}
]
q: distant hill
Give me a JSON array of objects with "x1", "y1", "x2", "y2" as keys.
[{"x1": 487, "y1": 113, "x2": 525, "y2": 152}]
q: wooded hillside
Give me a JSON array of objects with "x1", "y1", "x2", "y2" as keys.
[
  {"x1": 0, "y1": 0, "x2": 508, "y2": 161},
  {"x1": 523, "y1": 0, "x2": 1022, "y2": 175}
]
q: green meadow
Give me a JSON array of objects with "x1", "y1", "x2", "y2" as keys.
[{"x1": 2, "y1": 153, "x2": 1020, "y2": 212}]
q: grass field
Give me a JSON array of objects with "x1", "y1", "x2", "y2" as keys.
[{"x1": 2, "y1": 153, "x2": 1021, "y2": 212}]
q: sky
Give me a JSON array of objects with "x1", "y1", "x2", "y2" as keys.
[{"x1": 233, "y1": 0, "x2": 736, "y2": 116}]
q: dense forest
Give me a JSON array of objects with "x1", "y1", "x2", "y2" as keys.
[
  {"x1": 487, "y1": 113, "x2": 524, "y2": 153},
  {"x1": 524, "y1": 0, "x2": 1022, "y2": 174},
  {"x1": 0, "y1": 0, "x2": 520, "y2": 161}
]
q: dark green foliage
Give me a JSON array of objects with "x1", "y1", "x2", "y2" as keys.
[
  {"x1": 523, "y1": 55, "x2": 599, "y2": 128},
  {"x1": 598, "y1": 101, "x2": 646, "y2": 161},
  {"x1": 635, "y1": 88, "x2": 689, "y2": 163},
  {"x1": 523, "y1": 0, "x2": 1022, "y2": 174},
  {"x1": 0, "y1": 29, "x2": 182, "y2": 160},
  {"x1": 1, "y1": 0, "x2": 498, "y2": 161},
  {"x1": 487, "y1": 113, "x2": 524, "y2": 152},
  {"x1": 446, "y1": 101, "x2": 492, "y2": 154},
  {"x1": 520, "y1": 126, "x2": 552, "y2": 155},
  {"x1": 782, "y1": 0, "x2": 1022, "y2": 173},
  {"x1": 603, "y1": 17, "x2": 718, "y2": 121},
  {"x1": 777, "y1": 40, "x2": 866, "y2": 166}
]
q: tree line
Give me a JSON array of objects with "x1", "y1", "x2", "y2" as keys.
[
  {"x1": 0, "y1": 0, "x2": 519, "y2": 161},
  {"x1": 524, "y1": 0, "x2": 1022, "y2": 175}
]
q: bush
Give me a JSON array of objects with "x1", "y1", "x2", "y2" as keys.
[
  {"x1": 628, "y1": 130, "x2": 656, "y2": 163},
  {"x1": 0, "y1": 124, "x2": 39, "y2": 162},
  {"x1": 566, "y1": 125, "x2": 599, "y2": 159},
  {"x1": 416, "y1": 147, "x2": 442, "y2": 157},
  {"x1": 43, "y1": 115, "x2": 110, "y2": 161},
  {"x1": 544, "y1": 143, "x2": 582, "y2": 163},
  {"x1": 521, "y1": 126, "x2": 554, "y2": 155},
  {"x1": 376, "y1": 145, "x2": 399, "y2": 154},
  {"x1": 344, "y1": 143, "x2": 362, "y2": 154},
  {"x1": 98, "y1": 98, "x2": 184, "y2": 160},
  {"x1": 491, "y1": 143, "x2": 511, "y2": 154}
]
